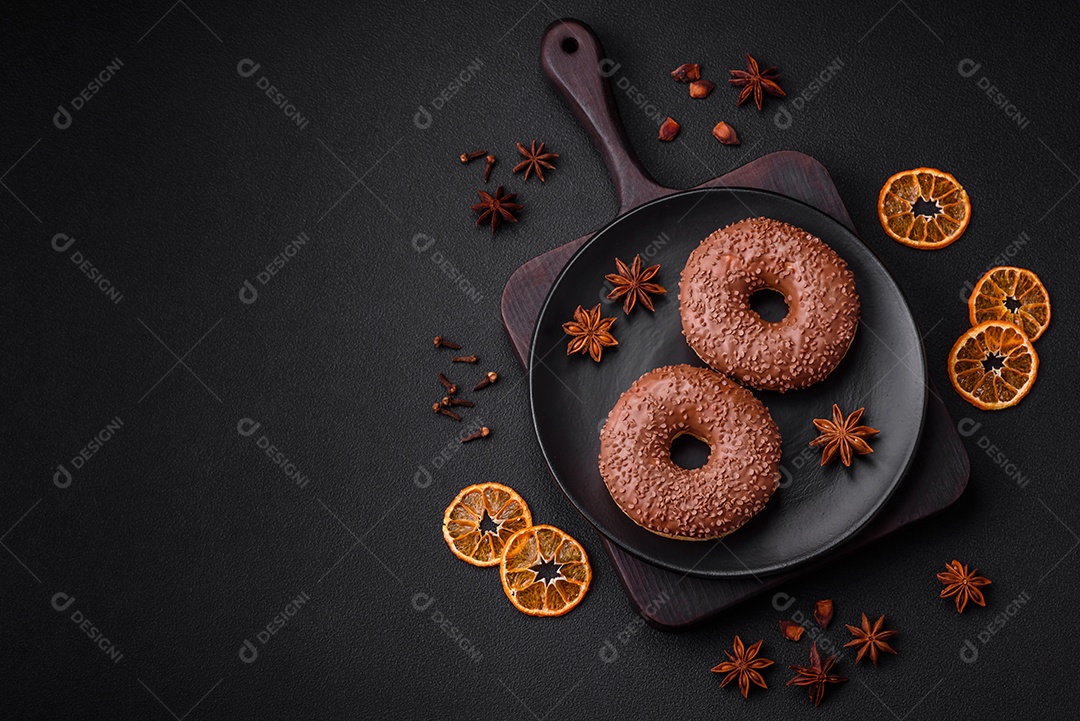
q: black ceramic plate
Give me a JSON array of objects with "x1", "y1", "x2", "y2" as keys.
[{"x1": 529, "y1": 188, "x2": 927, "y2": 578}]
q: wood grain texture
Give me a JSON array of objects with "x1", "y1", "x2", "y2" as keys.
[{"x1": 539, "y1": 19, "x2": 666, "y2": 211}]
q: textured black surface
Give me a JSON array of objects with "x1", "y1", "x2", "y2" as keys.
[
  {"x1": 531, "y1": 188, "x2": 926, "y2": 577},
  {"x1": 3, "y1": 1, "x2": 1078, "y2": 719}
]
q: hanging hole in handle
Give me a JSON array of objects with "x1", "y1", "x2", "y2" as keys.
[{"x1": 560, "y1": 36, "x2": 578, "y2": 53}]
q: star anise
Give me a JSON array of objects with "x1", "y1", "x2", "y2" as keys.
[
  {"x1": 728, "y1": 53, "x2": 785, "y2": 111},
  {"x1": 711, "y1": 636, "x2": 773, "y2": 699},
  {"x1": 844, "y1": 613, "x2": 897, "y2": 667},
  {"x1": 562, "y1": 304, "x2": 617, "y2": 362},
  {"x1": 512, "y1": 140, "x2": 558, "y2": 182},
  {"x1": 604, "y1": 255, "x2": 667, "y2": 314},
  {"x1": 470, "y1": 185, "x2": 523, "y2": 234},
  {"x1": 809, "y1": 404, "x2": 879, "y2": 467},
  {"x1": 787, "y1": 642, "x2": 847, "y2": 707},
  {"x1": 937, "y1": 560, "x2": 991, "y2": 613}
]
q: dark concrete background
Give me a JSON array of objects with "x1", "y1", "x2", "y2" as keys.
[{"x1": 3, "y1": 0, "x2": 1076, "y2": 718}]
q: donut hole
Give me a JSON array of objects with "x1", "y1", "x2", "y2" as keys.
[
  {"x1": 670, "y1": 432, "x2": 711, "y2": 470},
  {"x1": 749, "y1": 287, "x2": 790, "y2": 323}
]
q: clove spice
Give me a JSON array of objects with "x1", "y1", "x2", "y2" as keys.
[
  {"x1": 452, "y1": 355, "x2": 478, "y2": 363},
  {"x1": 473, "y1": 371, "x2": 498, "y2": 391},
  {"x1": 433, "y1": 335, "x2": 462, "y2": 350},
  {"x1": 459, "y1": 149, "x2": 487, "y2": 164},
  {"x1": 437, "y1": 372, "x2": 458, "y2": 395},
  {"x1": 483, "y1": 154, "x2": 496, "y2": 183},
  {"x1": 433, "y1": 402, "x2": 462, "y2": 421},
  {"x1": 460, "y1": 427, "x2": 491, "y2": 443}
]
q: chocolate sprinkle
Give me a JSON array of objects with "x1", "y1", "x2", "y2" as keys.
[
  {"x1": 679, "y1": 217, "x2": 860, "y2": 392},
  {"x1": 598, "y1": 365, "x2": 782, "y2": 540}
]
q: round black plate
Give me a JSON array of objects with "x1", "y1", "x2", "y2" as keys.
[{"x1": 529, "y1": 188, "x2": 927, "y2": 578}]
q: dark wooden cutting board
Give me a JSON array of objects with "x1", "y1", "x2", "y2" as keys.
[{"x1": 501, "y1": 150, "x2": 970, "y2": 629}]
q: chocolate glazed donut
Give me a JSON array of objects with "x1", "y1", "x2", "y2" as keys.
[
  {"x1": 598, "y1": 365, "x2": 782, "y2": 540},
  {"x1": 679, "y1": 217, "x2": 860, "y2": 392}
]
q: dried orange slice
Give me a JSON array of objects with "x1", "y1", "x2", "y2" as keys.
[
  {"x1": 969, "y1": 266, "x2": 1051, "y2": 341},
  {"x1": 442, "y1": 483, "x2": 532, "y2": 567},
  {"x1": 948, "y1": 321, "x2": 1038, "y2": 410},
  {"x1": 878, "y1": 167, "x2": 971, "y2": 249},
  {"x1": 500, "y1": 524, "x2": 591, "y2": 617}
]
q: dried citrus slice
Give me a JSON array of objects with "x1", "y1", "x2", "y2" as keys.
[
  {"x1": 878, "y1": 167, "x2": 971, "y2": 249},
  {"x1": 500, "y1": 524, "x2": 591, "y2": 617},
  {"x1": 969, "y1": 266, "x2": 1050, "y2": 341},
  {"x1": 948, "y1": 321, "x2": 1038, "y2": 410},
  {"x1": 442, "y1": 483, "x2": 532, "y2": 567}
]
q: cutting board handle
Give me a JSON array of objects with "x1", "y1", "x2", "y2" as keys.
[{"x1": 540, "y1": 19, "x2": 667, "y2": 212}]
